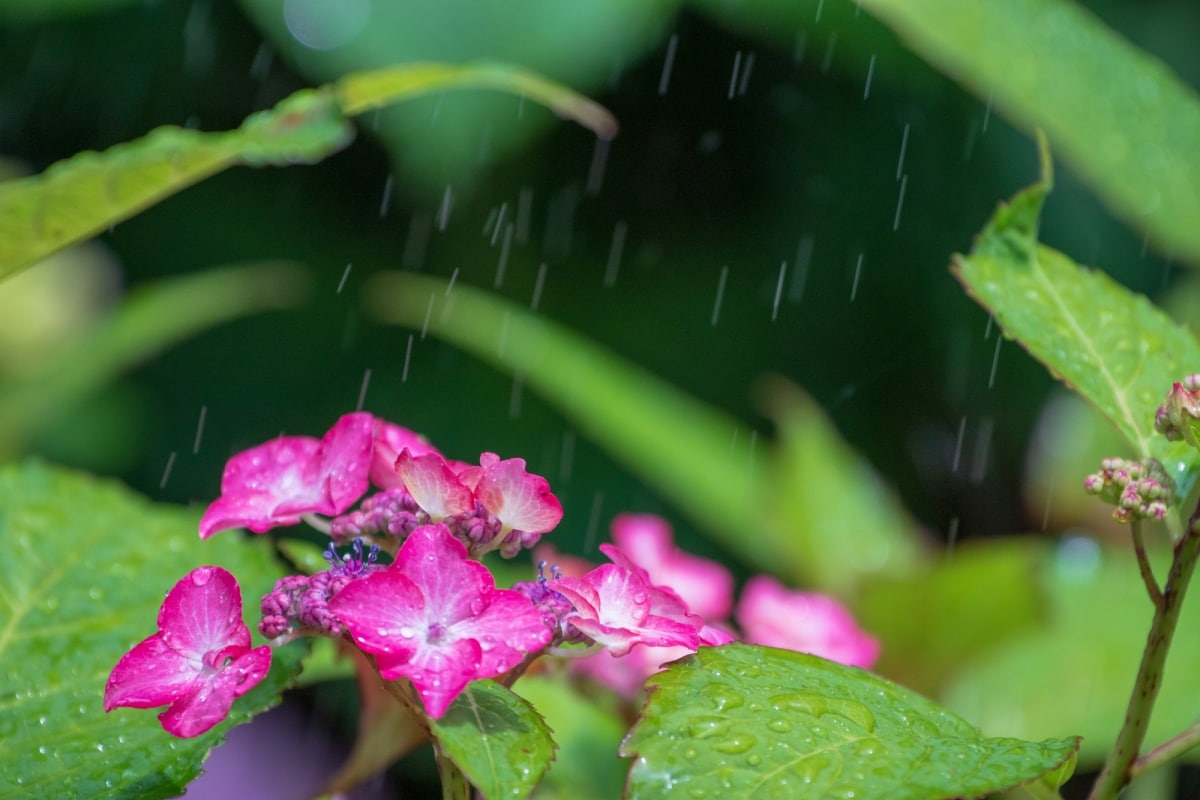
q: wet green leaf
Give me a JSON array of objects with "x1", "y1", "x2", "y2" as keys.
[
  {"x1": 433, "y1": 681, "x2": 555, "y2": 800},
  {"x1": 0, "y1": 261, "x2": 310, "y2": 458},
  {"x1": 953, "y1": 148, "x2": 1200, "y2": 496},
  {"x1": 623, "y1": 643, "x2": 1079, "y2": 799},
  {"x1": 859, "y1": 0, "x2": 1200, "y2": 267},
  {"x1": 0, "y1": 461, "x2": 303, "y2": 800}
]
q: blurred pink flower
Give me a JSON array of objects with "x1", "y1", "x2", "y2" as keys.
[
  {"x1": 610, "y1": 514, "x2": 734, "y2": 622},
  {"x1": 199, "y1": 412, "x2": 374, "y2": 538},
  {"x1": 736, "y1": 575, "x2": 879, "y2": 669},
  {"x1": 329, "y1": 524, "x2": 552, "y2": 718},
  {"x1": 104, "y1": 566, "x2": 271, "y2": 738}
]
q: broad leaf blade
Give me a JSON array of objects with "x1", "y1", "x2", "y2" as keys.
[
  {"x1": 623, "y1": 644, "x2": 1079, "y2": 799},
  {"x1": 432, "y1": 681, "x2": 555, "y2": 800},
  {"x1": 0, "y1": 461, "x2": 303, "y2": 800},
  {"x1": 858, "y1": 0, "x2": 1200, "y2": 267},
  {"x1": 952, "y1": 157, "x2": 1200, "y2": 491}
]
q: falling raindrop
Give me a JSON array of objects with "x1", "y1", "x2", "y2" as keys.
[
  {"x1": 249, "y1": 42, "x2": 274, "y2": 81},
  {"x1": 969, "y1": 416, "x2": 994, "y2": 484},
  {"x1": 337, "y1": 263, "x2": 352, "y2": 294},
  {"x1": 711, "y1": 266, "x2": 729, "y2": 326},
  {"x1": 789, "y1": 235, "x2": 813, "y2": 303},
  {"x1": 586, "y1": 139, "x2": 611, "y2": 196},
  {"x1": 356, "y1": 369, "x2": 371, "y2": 411},
  {"x1": 728, "y1": 51, "x2": 743, "y2": 100},
  {"x1": 402, "y1": 335, "x2": 413, "y2": 383},
  {"x1": 379, "y1": 175, "x2": 394, "y2": 218},
  {"x1": 737, "y1": 52, "x2": 756, "y2": 96},
  {"x1": 490, "y1": 202, "x2": 509, "y2": 247},
  {"x1": 192, "y1": 405, "x2": 207, "y2": 454},
  {"x1": 946, "y1": 516, "x2": 960, "y2": 553},
  {"x1": 159, "y1": 451, "x2": 176, "y2": 489},
  {"x1": 604, "y1": 222, "x2": 628, "y2": 288},
  {"x1": 982, "y1": 93, "x2": 993, "y2": 132},
  {"x1": 815, "y1": 0, "x2": 825, "y2": 22},
  {"x1": 850, "y1": 253, "x2": 863, "y2": 301},
  {"x1": 893, "y1": 174, "x2": 908, "y2": 231},
  {"x1": 772, "y1": 261, "x2": 787, "y2": 322},
  {"x1": 952, "y1": 415, "x2": 967, "y2": 473},
  {"x1": 896, "y1": 124, "x2": 910, "y2": 180},
  {"x1": 659, "y1": 34, "x2": 679, "y2": 95},
  {"x1": 437, "y1": 185, "x2": 454, "y2": 231},
  {"x1": 863, "y1": 55, "x2": 876, "y2": 100},
  {"x1": 988, "y1": 336, "x2": 1003, "y2": 388},
  {"x1": 531, "y1": 263, "x2": 547, "y2": 311},
  {"x1": 421, "y1": 294, "x2": 435, "y2": 340},
  {"x1": 494, "y1": 224, "x2": 514, "y2": 288},
  {"x1": 820, "y1": 34, "x2": 838, "y2": 73}
]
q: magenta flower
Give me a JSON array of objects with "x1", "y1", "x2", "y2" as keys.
[
  {"x1": 328, "y1": 523, "x2": 553, "y2": 718},
  {"x1": 549, "y1": 545, "x2": 704, "y2": 657},
  {"x1": 610, "y1": 514, "x2": 734, "y2": 622},
  {"x1": 396, "y1": 450, "x2": 563, "y2": 556},
  {"x1": 369, "y1": 419, "x2": 442, "y2": 490},
  {"x1": 104, "y1": 566, "x2": 271, "y2": 738},
  {"x1": 736, "y1": 575, "x2": 880, "y2": 669},
  {"x1": 199, "y1": 412, "x2": 375, "y2": 538}
]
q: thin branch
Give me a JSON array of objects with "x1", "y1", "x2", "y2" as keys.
[
  {"x1": 1130, "y1": 722, "x2": 1200, "y2": 779},
  {"x1": 1130, "y1": 518, "x2": 1164, "y2": 608}
]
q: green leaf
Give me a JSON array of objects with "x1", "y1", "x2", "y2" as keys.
[
  {"x1": 952, "y1": 149, "x2": 1200, "y2": 495},
  {"x1": 0, "y1": 461, "x2": 303, "y2": 800},
  {"x1": 432, "y1": 681, "x2": 556, "y2": 800},
  {"x1": 514, "y1": 674, "x2": 627, "y2": 800},
  {"x1": 0, "y1": 261, "x2": 310, "y2": 458},
  {"x1": 623, "y1": 644, "x2": 1079, "y2": 800},
  {"x1": 857, "y1": 0, "x2": 1200, "y2": 267},
  {"x1": 855, "y1": 539, "x2": 1045, "y2": 697},
  {"x1": 759, "y1": 378, "x2": 927, "y2": 594},
  {"x1": 0, "y1": 0, "x2": 140, "y2": 22},
  {"x1": 0, "y1": 63, "x2": 613, "y2": 280},
  {"x1": 944, "y1": 540, "x2": 1200, "y2": 766}
]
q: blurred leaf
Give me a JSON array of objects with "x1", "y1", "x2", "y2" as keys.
[
  {"x1": 759, "y1": 378, "x2": 927, "y2": 594},
  {"x1": 0, "y1": 62, "x2": 613, "y2": 278},
  {"x1": 953, "y1": 145, "x2": 1200, "y2": 498},
  {"x1": 859, "y1": 0, "x2": 1200, "y2": 267},
  {"x1": 433, "y1": 681, "x2": 555, "y2": 800},
  {"x1": 276, "y1": 537, "x2": 331, "y2": 576},
  {"x1": 855, "y1": 538, "x2": 1044, "y2": 696},
  {"x1": 363, "y1": 271, "x2": 773, "y2": 574},
  {"x1": 323, "y1": 648, "x2": 425, "y2": 795},
  {"x1": 0, "y1": 461, "x2": 303, "y2": 800},
  {"x1": 0, "y1": 261, "x2": 310, "y2": 458},
  {"x1": 296, "y1": 636, "x2": 356, "y2": 687},
  {"x1": 0, "y1": 0, "x2": 139, "y2": 21},
  {"x1": 514, "y1": 673, "x2": 627, "y2": 800},
  {"x1": 943, "y1": 540, "x2": 1200, "y2": 767},
  {"x1": 622, "y1": 643, "x2": 1079, "y2": 799}
]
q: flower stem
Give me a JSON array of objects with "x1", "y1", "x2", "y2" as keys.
[
  {"x1": 1130, "y1": 519, "x2": 1164, "y2": 608},
  {"x1": 1130, "y1": 722, "x2": 1200, "y2": 779},
  {"x1": 1088, "y1": 512, "x2": 1200, "y2": 799},
  {"x1": 435, "y1": 742, "x2": 472, "y2": 800}
]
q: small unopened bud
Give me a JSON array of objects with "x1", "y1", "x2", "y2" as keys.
[
  {"x1": 1155, "y1": 378, "x2": 1200, "y2": 449},
  {"x1": 1084, "y1": 457, "x2": 1176, "y2": 524}
]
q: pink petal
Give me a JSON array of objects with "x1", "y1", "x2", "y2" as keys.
[
  {"x1": 395, "y1": 525, "x2": 496, "y2": 621},
  {"x1": 611, "y1": 514, "x2": 735, "y2": 621},
  {"x1": 396, "y1": 451, "x2": 474, "y2": 520},
  {"x1": 474, "y1": 456, "x2": 563, "y2": 534},
  {"x1": 157, "y1": 567, "x2": 250, "y2": 659},
  {"x1": 199, "y1": 436, "x2": 320, "y2": 538},
  {"x1": 105, "y1": 634, "x2": 201, "y2": 711},
  {"x1": 305, "y1": 412, "x2": 375, "y2": 514},
  {"x1": 736, "y1": 575, "x2": 880, "y2": 669},
  {"x1": 395, "y1": 638, "x2": 482, "y2": 719},
  {"x1": 328, "y1": 570, "x2": 426, "y2": 660},
  {"x1": 369, "y1": 419, "x2": 441, "y2": 490},
  {"x1": 158, "y1": 645, "x2": 272, "y2": 738}
]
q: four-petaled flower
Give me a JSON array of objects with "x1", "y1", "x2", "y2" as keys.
[
  {"x1": 199, "y1": 413, "x2": 375, "y2": 538},
  {"x1": 328, "y1": 523, "x2": 553, "y2": 718},
  {"x1": 736, "y1": 575, "x2": 880, "y2": 669},
  {"x1": 104, "y1": 566, "x2": 272, "y2": 738},
  {"x1": 549, "y1": 544, "x2": 704, "y2": 657}
]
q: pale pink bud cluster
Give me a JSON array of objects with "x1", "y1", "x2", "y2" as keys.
[
  {"x1": 1084, "y1": 457, "x2": 1175, "y2": 523},
  {"x1": 329, "y1": 487, "x2": 423, "y2": 542},
  {"x1": 1154, "y1": 374, "x2": 1200, "y2": 446}
]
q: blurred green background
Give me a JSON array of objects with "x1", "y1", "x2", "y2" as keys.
[{"x1": 3, "y1": 0, "x2": 1200, "y2": 796}]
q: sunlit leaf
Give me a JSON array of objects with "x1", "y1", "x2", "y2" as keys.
[
  {"x1": 0, "y1": 461, "x2": 303, "y2": 800},
  {"x1": 944, "y1": 540, "x2": 1200, "y2": 767},
  {"x1": 952, "y1": 145, "x2": 1200, "y2": 497},
  {"x1": 0, "y1": 261, "x2": 310, "y2": 458},
  {"x1": 858, "y1": 0, "x2": 1200, "y2": 267},
  {"x1": 0, "y1": 63, "x2": 613, "y2": 280},
  {"x1": 433, "y1": 681, "x2": 555, "y2": 800},
  {"x1": 623, "y1": 644, "x2": 1078, "y2": 799}
]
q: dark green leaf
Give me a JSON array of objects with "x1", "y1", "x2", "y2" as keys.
[
  {"x1": 953, "y1": 150, "x2": 1200, "y2": 495},
  {"x1": 433, "y1": 681, "x2": 556, "y2": 800},
  {"x1": 859, "y1": 0, "x2": 1200, "y2": 266},
  {"x1": 0, "y1": 461, "x2": 303, "y2": 800},
  {"x1": 623, "y1": 643, "x2": 1079, "y2": 799}
]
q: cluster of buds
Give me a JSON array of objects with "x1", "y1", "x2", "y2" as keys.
[
  {"x1": 1154, "y1": 374, "x2": 1200, "y2": 448},
  {"x1": 1084, "y1": 457, "x2": 1175, "y2": 523},
  {"x1": 260, "y1": 540, "x2": 383, "y2": 638}
]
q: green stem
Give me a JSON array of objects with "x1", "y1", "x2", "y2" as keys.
[
  {"x1": 1088, "y1": 512, "x2": 1200, "y2": 799},
  {"x1": 1130, "y1": 519, "x2": 1164, "y2": 608},
  {"x1": 1130, "y1": 722, "x2": 1200, "y2": 779}
]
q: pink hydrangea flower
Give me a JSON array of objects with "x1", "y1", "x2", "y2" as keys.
[
  {"x1": 549, "y1": 544, "x2": 704, "y2": 657},
  {"x1": 369, "y1": 419, "x2": 441, "y2": 490},
  {"x1": 199, "y1": 412, "x2": 375, "y2": 538},
  {"x1": 396, "y1": 449, "x2": 563, "y2": 556},
  {"x1": 328, "y1": 523, "x2": 553, "y2": 718},
  {"x1": 736, "y1": 575, "x2": 879, "y2": 669},
  {"x1": 610, "y1": 514, "x2": 734, "y2": 622},
  {"x1": 104, "y1": 566, "x2": 271, "y2": 738}
]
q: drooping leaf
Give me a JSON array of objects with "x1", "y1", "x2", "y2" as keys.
[
  {"x1": 432, "y1": 681, "x2": 556, "y2": 800},
  {"x1": 0, "y1": 63, "x2": 614, "y2": 280},
  {"x1": 0, "y1": 261, "x2": 310, "y2": 458},
  {"x1": 514, "y1": 673, "x2": 627, "y2": 800},
  {"x1": 623, "y1": 643, "x2": 1079, "y2": 800},
  {"x1": 0, "y1": 461, "x2": 303, "y2": 800},
  {"x1": 944, "y1": 539, "x2": 1200, "y2": 766},
  {"x1": 952, "y1": 145, "x2": 1200, "y2": 496},
  {"x1": 858, "y1": 0, "x2": 1200, "y2": 267}
]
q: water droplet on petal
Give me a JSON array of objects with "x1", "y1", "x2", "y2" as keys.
[{"x1": 191, "y1": 567, "x2": 215, "y2": 586}]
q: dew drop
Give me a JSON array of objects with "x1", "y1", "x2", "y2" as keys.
[
  {"x1": 746, "y1": 753, "x2": 762, "y2": 766},
  {"x1": 190, "y1": 567, "x2": 215, "y2": 586},
  {"x1": 398, "y1": 627, "x2": 416, "y2": 639},
  {"x1": 713, "y1": 734, "x2": 756, "y2": 754}
]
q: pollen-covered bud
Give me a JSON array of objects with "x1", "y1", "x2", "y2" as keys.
[
  {"x1": 1154, "y1": 376, "x2": 1200, "y2": 449},
  {"x1": 1084, "y1": 457, "x2": 1175, "y2": 523}
]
